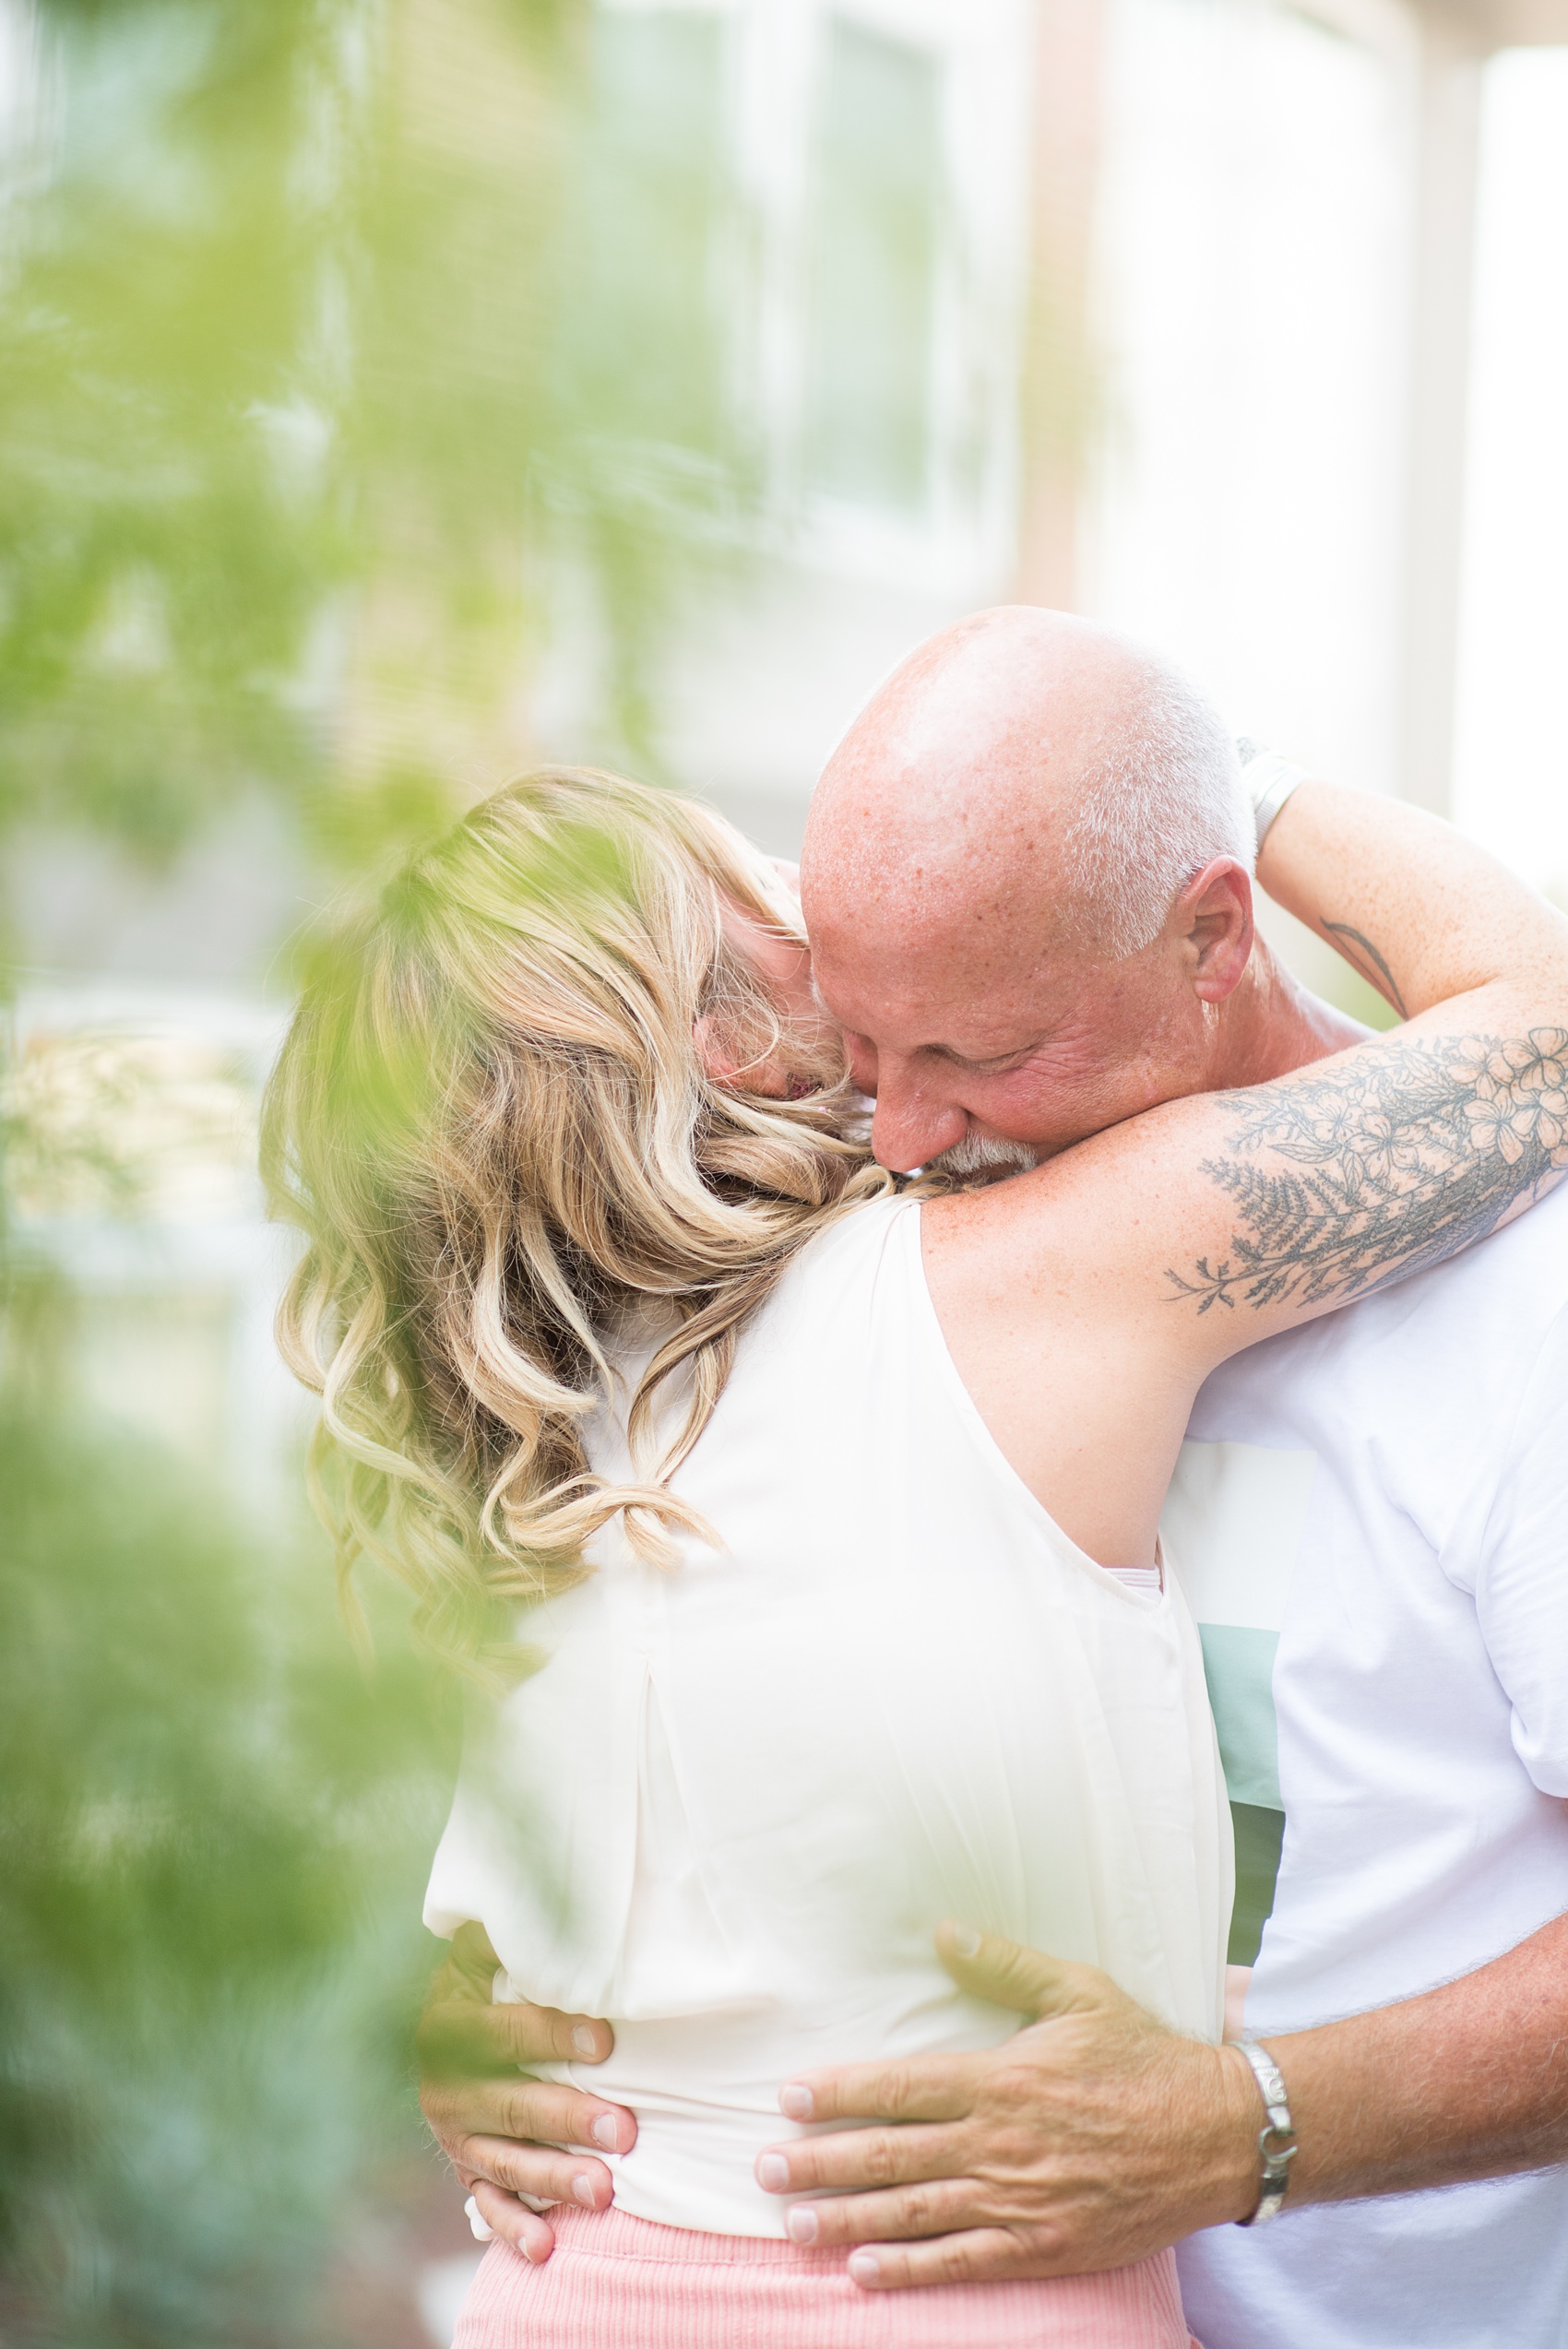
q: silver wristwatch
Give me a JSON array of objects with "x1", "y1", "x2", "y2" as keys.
[{"x1": 1234, "y1": 2037, "x2": 1297, "y2": 2225}]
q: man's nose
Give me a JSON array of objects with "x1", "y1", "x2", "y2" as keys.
[{"x1": 869, "y1": 1077, "x2": 967, "y2": 1174}]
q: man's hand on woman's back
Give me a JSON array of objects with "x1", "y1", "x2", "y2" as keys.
[
  {"x1": 417, "y1": 1923, "x2": 632, "y2": 2264},
  {"x1": 753, "y1": 1924, "x2": 1259, "y2": 2287}
]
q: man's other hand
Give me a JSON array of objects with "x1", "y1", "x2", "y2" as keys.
[
  {"x1": 417, "y1": 1923, "x2": 634, "y2": 2264},
  {"x1": 754, "y1": 1923, "x2": 1261, "y2": 2290}
]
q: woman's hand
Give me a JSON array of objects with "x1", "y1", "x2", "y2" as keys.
[{"x1": 417, "y1": 1925, "x2": 634, "y2": 2263}]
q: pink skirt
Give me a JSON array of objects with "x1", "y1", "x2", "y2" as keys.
[{"x1": 452, "y1": 2204, "x2": 1199, "y2": 2348}]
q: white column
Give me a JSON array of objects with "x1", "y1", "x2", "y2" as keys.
[
  {"x1": 1013, "y1": 0, "x2": 1106, "y2": 611},
  {"x1": 1396, "y1": 13, "x2": 1484, "y2": 816}
]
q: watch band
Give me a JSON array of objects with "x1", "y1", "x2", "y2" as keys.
[
  {"x1": 1234, "y1": 2037, "x2": 1298, "y2": 2226},
  {"x1": 1237, "y1": 738, "x2": 1309, "y2": 855}
]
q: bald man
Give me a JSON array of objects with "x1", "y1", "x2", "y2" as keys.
[
  {"x1": 801, "y1": 605, "x2": 1348, "y2": 1180},
  {"x1": 419, "y1": 611, "x2": 1568, "y2": 2349}
]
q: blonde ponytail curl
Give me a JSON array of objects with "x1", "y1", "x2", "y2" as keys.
[{"x1": 262, "y1": 767, "x2": 891, "y2": 1668}]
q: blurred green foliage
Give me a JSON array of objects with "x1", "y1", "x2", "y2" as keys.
[
  {"x1": 0, "y1": 1304, "x2": 458, "y2": 2345},
  {"x1": 0, "y1": 0, "x2": 751, "y2": 2337},
  {"x1": 0, "y1": 0, "x2": 743, "y2": 882}
]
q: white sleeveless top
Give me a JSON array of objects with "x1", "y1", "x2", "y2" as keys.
[{"x1": 424, "y1": 1196, "x2": 1230, "y2": 2235}]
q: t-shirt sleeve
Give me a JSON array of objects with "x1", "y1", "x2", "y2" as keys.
[{"x1": 1467, "y1": 1302, "x2": 1568, "y2": 1799}]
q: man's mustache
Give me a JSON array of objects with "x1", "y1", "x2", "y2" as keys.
[{"x1": 928, "y1": 1132, "x2": 1041, "y2": 1181}]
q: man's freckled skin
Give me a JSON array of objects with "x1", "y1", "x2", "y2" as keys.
[{"x1": 805, "y1": 611, "x2": 1376, "y2": 1187}]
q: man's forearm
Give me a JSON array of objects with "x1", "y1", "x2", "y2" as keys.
[{"x1": 1261, "y1": 1908, "x2": 1568, "y2": 2204}]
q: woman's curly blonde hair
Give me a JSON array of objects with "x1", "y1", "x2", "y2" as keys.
[{"x1": 262, "y1": 765, "x2": 891, "y2": 1666}]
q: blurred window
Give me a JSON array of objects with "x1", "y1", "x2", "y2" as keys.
[
  {"x1": 577, "y1": 7, "x2": 731, "y2": 457},
  {"x1": 1083, "y1": 0, "x2": 1413, "y2": 789},
  {"x1": 1454, "y1": 49, "x2": 1568, "y2": 900},
  {"x1": 590, "y1": 0, "x2": 1032, "y2": 590},
  {"x1": 802, "y1": 18, "x2": 943, "y2": 515}
]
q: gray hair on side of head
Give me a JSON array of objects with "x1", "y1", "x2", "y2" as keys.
[{"x1": 1062, "y1": 669, "x2": 1253, "y2": 961}]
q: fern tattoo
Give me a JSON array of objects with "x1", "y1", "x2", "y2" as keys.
[{"x1": 1169, "y1": 1027, "x2": 1568, "y2": 1313}]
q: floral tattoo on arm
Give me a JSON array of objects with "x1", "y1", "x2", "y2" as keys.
[{"x1": 1169, "y1": 1029, "x2": 1568, "y2": 1312}]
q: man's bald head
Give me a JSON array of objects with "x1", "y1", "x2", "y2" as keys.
[
  {"x1": 804, "y1": 606, "x2": 1249, "y2": 967},
  {"x1": 801, "y1": 608, "x2": 1259, "y2": 1174}
]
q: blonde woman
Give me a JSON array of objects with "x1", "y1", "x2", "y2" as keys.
[{"x1": 266, "y1": 750, "x2": 1568, "y2": 2348}]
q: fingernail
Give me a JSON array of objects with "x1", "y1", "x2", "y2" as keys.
[
  {"x1": 523, "y1": 2233, "x2": 551, "y2": 2264},
  {"x1": 950, "y1": 1921, "x2": 982, "y2": 1959},
  {"x1": 590, "y1": 2114, "x2": 619, "y2": 2151},
  {"x1": 756, "y1": 2153, "x2": 790, "y2": 2192},
  {"x1": 849, "y1": 2250, "x2": 880, "y2": 2287},
  {"x1": 571, "y1": 2025, "x2": 599, "y2": 2058},
  {"x1": 786, "y1": 2205, "x2": 819, "y2": 2245},
  {"x1": 778, "y1": 2082, "x2": 814, "y2": 2120},
  {"x1": 572, "y1": 2173, "x2": 597, "y2": 2207}
]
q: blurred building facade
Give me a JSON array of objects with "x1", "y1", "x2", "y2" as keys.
[
  {"x1": 6, "y1": 0, "x2": 1567, "y2": 954},
  {"x1": 6, "y1": 0, "x2": 1568, "y2": 1499},
  {"x1": 529, "y1": 0, "x2": 1568, "y2": 878}
]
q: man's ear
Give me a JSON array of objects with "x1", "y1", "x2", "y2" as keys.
[{"x1": 1179, "y1": 859, "x2": 1254, "y2": 1003}]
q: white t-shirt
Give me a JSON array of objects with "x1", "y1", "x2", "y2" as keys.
[{"x1": 1168, "y1": 1181, "x2": 1568, "y2": 2349}]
